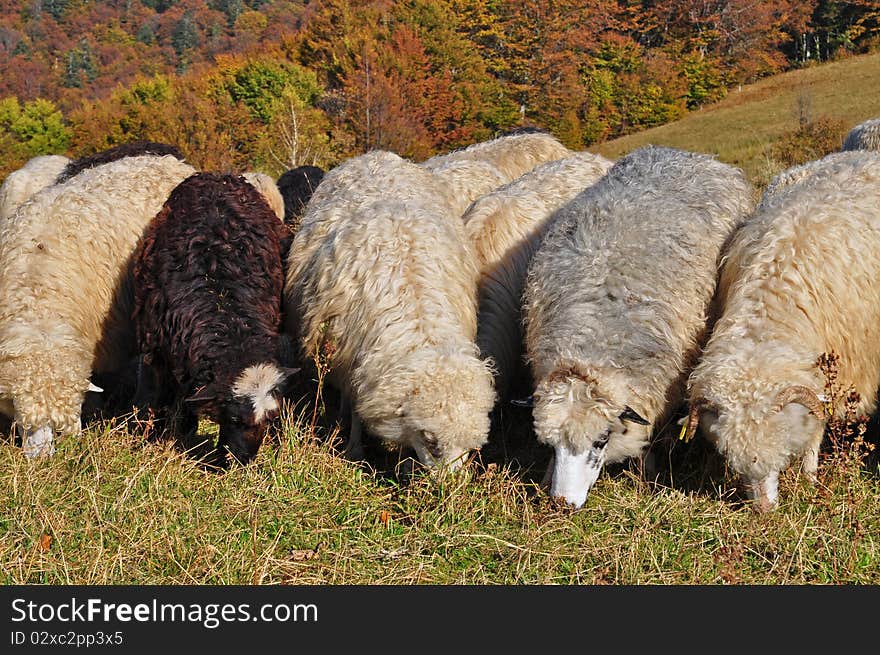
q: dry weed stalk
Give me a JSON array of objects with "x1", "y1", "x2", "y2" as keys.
[{"x1": 310, "y1": 321, "x2": 337, "y2": 436}]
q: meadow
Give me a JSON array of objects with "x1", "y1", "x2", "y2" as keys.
[{"x1": 591, "y1": 52, "x2": 880, "y2": 188}]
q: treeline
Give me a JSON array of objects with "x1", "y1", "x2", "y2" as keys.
[{"x1": 1, "y1": 0, "x2": 879, "y2": 178}]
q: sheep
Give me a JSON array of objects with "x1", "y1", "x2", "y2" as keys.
[
  {"x1": 276, "y1": 165, "x2": 325, "y2": 227},
  {"x1": 132, "y1": 172, "x2": 299, "y2": 465},
  {"x1": 56, "y1": 140, "x2": 185, "y2": 184},
  {"x1": 420, "y1": 130, "x2": 573, "y2": 203},
  {"x1": 523, "y1": 145, "x2": 756, "y2": 508},
  {"x1": 284, "y1": 150, "x2": 496, "y2": 469},
  {"x1": 841, "y1": 117, "x2": 880, "y2": 152},
  {"x1": 242, "y1": 171, "x2": 285, "y2": 221},
  {"x1": 0, "y1": 155, "x2": 70, "y2": 222},
  {"x1": 423, "y1": 159, "x2": 509, "y2": 217},
  {"x1": 0, "y1": 154, "x2": 197, "y2": 458},
  {"x1": 464, "y1": 151, "x2": 614, "y2": 402},
  {"x1": 683, "y1": 149, "x2": 880, "y2": 511}
]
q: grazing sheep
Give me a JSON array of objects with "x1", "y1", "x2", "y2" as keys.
[
  {"x1": 763, "y1": 150, "x2": 868, "y2": 198},
  {"x1": 56, "y1": 140, "x2": 185, "y2": 184},
  {"x1": 133, "y1": 172, "x2": 299, "y2": 465},
  {"x1": 0, "y1": 155, "x2": 70, "y2": 221},
  {"x1": 524, "y1": 146, "x2": 755, "y2": 508},
  {"x1": 277, "y1": 165, "x2": 325, "y2": 227},
  {"x1": 0, "y1": 154, "x2": 197, "y2": 458},
  {"x1": 424, "y1": 159, "x2": 509, "y2": 217},
  {"x1": 464, "y1": 151, "x2": 614, "y2": 401},
  {"x1": 842, "y1": 117, "x2": 880, "y2": 152},
  {"x1": 242, "y1": 171, "x2": 285, "y2": 221},
  {"x1": 684, "y1": 150, "x2": 880, "y2": 511},
  {"x1": 284, "y1": 150, "x2": 496, "y2": 468},
  {"x1": 421, "y1": 130, "x2": 572, "y2": 193}
]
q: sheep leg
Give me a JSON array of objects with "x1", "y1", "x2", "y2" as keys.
[
  {"x1": 801, "y1": 433, "x2": 822, "y2": 484},
  {"x1": 640, "y1": 449, "x2": 658, "y2": 482},
  {"x1": 342, "y1": 405, "x2": 364, "y2": 461},
  {"x1": 541, "y1": 454, "x2": 554, "y2": 489}
]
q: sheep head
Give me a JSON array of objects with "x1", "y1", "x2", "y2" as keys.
[
  {"x1": 684, "y1": 384, "x2": 827, "y2": 511},
  {"x1": 532, "y1": 365, "x2": 650, "y2": 508},
  {"x1": 187, "y1": 362, "x2": 299, "y2": 466},
  {"x1": 395, "y1": 349, "x2": 496, "y2": 471}
]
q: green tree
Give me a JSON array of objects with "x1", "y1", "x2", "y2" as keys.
[
  {"x1": 0, "y1": 97, "x2": 71, "y2": 175},
  {"x1": 62, "y1": 39, "x2": 98, "y2": 89},
  {"x1": 172, "y1": 11, "x2": 200, "y2": 72}
]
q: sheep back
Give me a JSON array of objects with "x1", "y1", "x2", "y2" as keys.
[
  {"x1": 465, "y1": 151, "x2": 614, "y2": 400},
  {"x1": 0, "y1": 155, "x2": 70, "y2": 222}
]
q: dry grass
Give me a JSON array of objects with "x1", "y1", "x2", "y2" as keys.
[
  {"x1": 590, "y1": 52, "x2": 880, "y2": 187},
  {"x1": 2, "y1": 386, "x2": 878, "y2": 584}
]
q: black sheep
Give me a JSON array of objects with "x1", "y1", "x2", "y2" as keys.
[
  {"x1": 276, "y1": 165, "x2": 324, "y2": 227},
  {"x1": 132, "y1": 172, "x2": 298, "y2": 465},
  {"x1": 58, "y1": 141, "x2": 185, "y2": 184}
]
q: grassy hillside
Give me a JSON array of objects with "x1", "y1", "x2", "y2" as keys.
[{"x1": 590, "y1": 52, "x2": 880, "y2": 186}]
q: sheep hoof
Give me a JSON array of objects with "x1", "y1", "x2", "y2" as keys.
[{"x1": 342, "y1": 442, "x2": 365, "y2": 462}]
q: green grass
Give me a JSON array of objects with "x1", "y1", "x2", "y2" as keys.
[
  {"x1": 2, "y1": 400, "x2": 878, "y2": 584},
  {"x1": 590, "y1": 52, "x2": 880, "y2": 186}
]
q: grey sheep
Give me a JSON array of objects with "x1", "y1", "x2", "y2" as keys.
[{"x1": 523, "y1": 145, "x2": 755, "y2": 507}]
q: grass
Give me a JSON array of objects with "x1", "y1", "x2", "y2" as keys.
[
  {"x1": 2, "y1": 390, "x2": 878, "y2": 585},
  {"x1": 590, "y1": 52, "x2": 880, "y2": 187}
]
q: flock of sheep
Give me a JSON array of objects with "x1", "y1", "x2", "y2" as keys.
[{"x1": 1, "y1": 116, "x2": 879, "y2": 514}]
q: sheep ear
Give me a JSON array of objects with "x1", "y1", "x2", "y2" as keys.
[
  {"x1": 275, "y1": 367, "x2": 302, "y2": 395},
  {"x1": 281, "y1": 367, "x2": 301, "y2": 380},
  {"x1": 510, "y1": 395, "x2": 534, "y2": 408},
  {"x1": 88, "y1": 382, "x2": 103, "y2": 393},
  {"x1": 619, "y1": 406, "x2": 649, "y2": 425},
  {"x1": 185, "y1": 388, "x2": 216, "y2": 404}
]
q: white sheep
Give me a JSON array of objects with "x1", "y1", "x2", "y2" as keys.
[
  {"x1": 0, "y1": 154, "x2": 197, "y2": 458},
  {"x1": 421, "y1": 130, "x2": 572, "y2": 210},
  {"x1": 842, "y1": 117, "x2": 880, "y2": 152},
  {"x1": 0, "y1": 155, "x2": 70, "y2": 222},
  {"x1": 463, "y1": 151, "x2": 614, "y2": 401},
  {"x1": 523, "y1": 145, "x2": 755, "y2": 508},
  {"x1": 423, "y1": 159, "x2": 508, "y2": 217},
  {"x1": 684, "y1": 149, "x2": 880, "y2": 511},
  {"x1": 284, "y1": 150, "x2": 496, "y2": 468},
  {"x1": 243, "y1": 171, "x2": 285, "y2": 221}
]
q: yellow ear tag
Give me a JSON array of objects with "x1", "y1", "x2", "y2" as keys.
[{"x1": 678, "y1": 422, "x2": 691, "y2": 442}]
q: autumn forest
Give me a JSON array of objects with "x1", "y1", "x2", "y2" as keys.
[{"x1": 1, "y1": 0, "x2": 879, "y2": 179}]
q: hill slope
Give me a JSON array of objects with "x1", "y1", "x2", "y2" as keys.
[{"x1": 590, "y1": 53, "x2": 880, "y2": 186}]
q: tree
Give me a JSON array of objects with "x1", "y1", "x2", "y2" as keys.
[
  {"x1": 0, "y1": 96, "x2": 71, "y2": 177},
  {"x1": 62, "y1": 38, "x2": 98, "y2": 88},
  {"x1": 172, "y1": 10, "x2": 200, "y2": 72}
]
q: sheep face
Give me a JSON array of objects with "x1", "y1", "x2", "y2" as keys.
[
  {"x1": 691, "y1": 390, "x2": 825, "y2": 511},
  {"x1": 370, "y1": 353, "x2": 496, "y2": 470},
  {"x1": 190, "y1": 363, "x2": 298, "y2": 465},
  {"x1": 532, "y1": 371, "x2": 649, "y2": 508},
  {"x1": 0, "y1": 358, "x2": 100, "y2": 458}
]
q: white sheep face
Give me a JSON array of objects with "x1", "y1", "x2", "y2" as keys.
[{"x1": 697, "y1": 400, "x2": 824, "y2": 511}]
